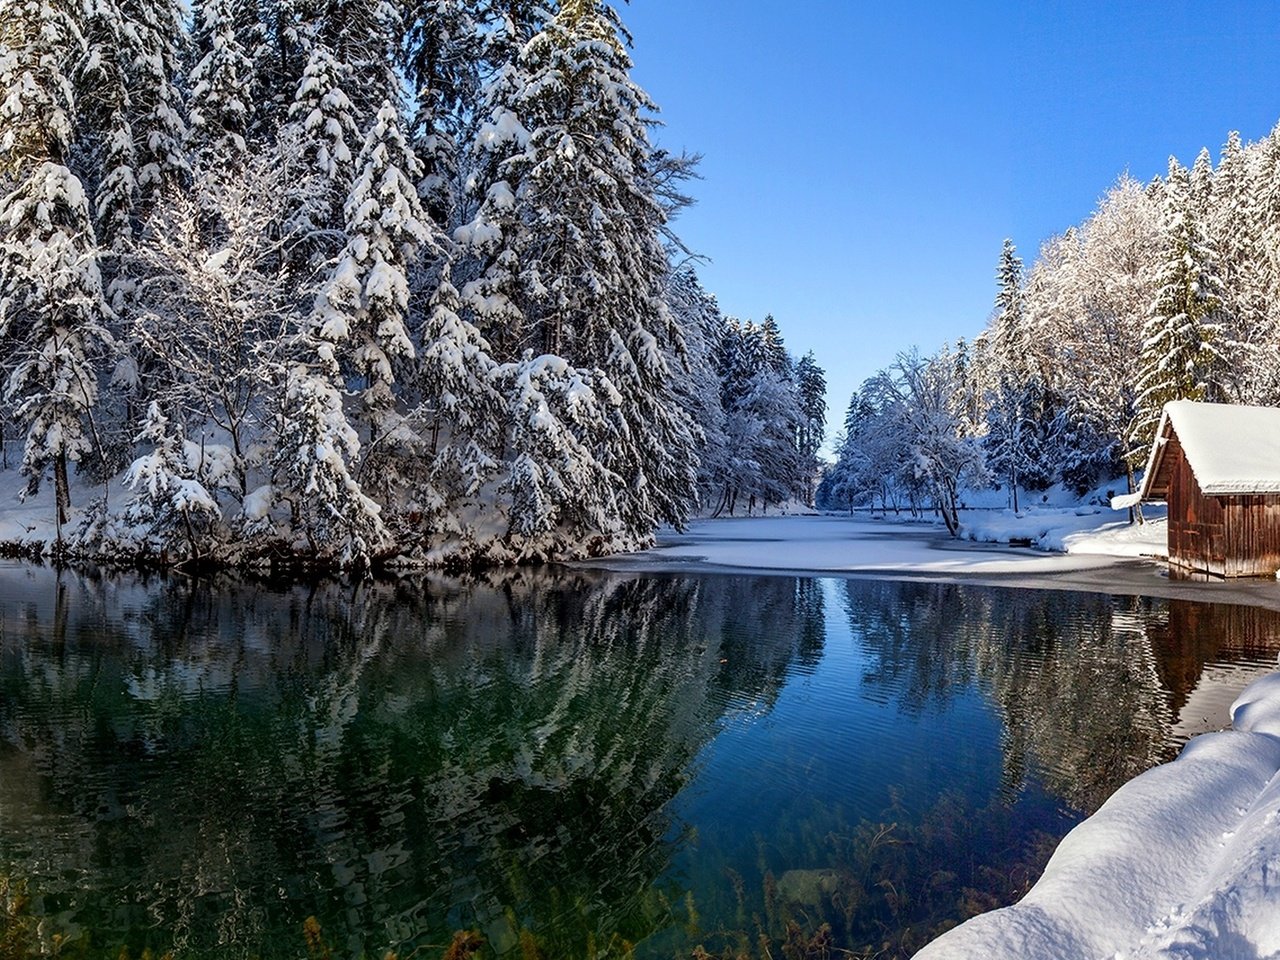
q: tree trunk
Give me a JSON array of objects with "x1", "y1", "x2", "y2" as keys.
[
  {"x1": 937, "y1": 480, "x2": 961, "y2": 537},
  {"x1": 711, "y1": 484, "x2": 730, "y2": 519},
  {"x1": 54, "y1": 451, "x2": 71, "y2": 543},
  {"x1": 1126, "y1": 463, "x2": 1145, "y2": 525}
]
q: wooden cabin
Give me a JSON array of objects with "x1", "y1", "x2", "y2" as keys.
[{"x1": 1115, "y1": 401, "x2": 1280, "y2": 578}]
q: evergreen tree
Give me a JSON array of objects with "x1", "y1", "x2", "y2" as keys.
[
  {"x1": 1189, "y1": 145, "x2": 1214, "y2": 215},
  {"x1": 1214, "y1": 131, "x2": 1273, "y2": 403},
  {"x1": 0, "y1": 0, "x2": 110, "y2": 536},
  {"x1": 795, "y1": 351, "x2": 827, "y2": 505},
  {"x1": 1129, "y1": 158, "x2": 1228, "y2": 459},
  {"x1": 403, "y1": 0, "x2": 481, "y2": 225},
  {"x1": 188, "y1": 0, "x2": 256, "y2": 160},
  {"x1": 984, "y1": 238, "x2": 1050, "y2": 508},
  {"x1": 992, "y1": 237, "x2": 1027, "y2": 374},
  {"x1": 271, "y1": 349, "x2": 392, "y2": 566},
  {"x1": 124, "y1": 0, "x2": 189, "y2": 205},
  {"x1": 121, "y1": 401, "x2": 220, "y2": 556},
  {"x1": 311, "y1": 100, "x2": 439, "y2": 432},
  {"x1": 80, "y1": 0, "x2": 138, "y2": 250},
  {"x1": 414, "y1": 261, "x2": 501, "y2": 538},
  {"x1": 283, "y1": 39, "x2": 361, "y2": 251},
  {"x1": 491, "y1": 0, "x2": 698, "y2": 534},
  {"x1": 495, "y1": 352, "x2": 621, "y2": 556},
  {"x1": 665, "y1": 266, "x2": 728, "y2": 508},
  {"x1": 315, "y1": 0, "x2": 402, "y2": 122}
]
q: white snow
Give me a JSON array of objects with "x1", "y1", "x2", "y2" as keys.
[
  {"x1": 604, "y1": 513, "x2": 1164, "y2": 577},
  {"x1": 1149, "y1": 401, "x2": 1280, "y2": 496},
  {"x1": 914, "y1": 669, "x2": 1280, "y2": 960}
]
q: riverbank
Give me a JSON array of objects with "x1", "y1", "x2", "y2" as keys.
[
  {"x1": 915, "y1": 671, "x2": 1280, "y2": 960},
  {"x1": 589, "y1": 513, "x2": 1280, "y2": 612}
]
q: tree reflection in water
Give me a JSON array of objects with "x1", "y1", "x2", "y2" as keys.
[
  {"x1": 0, "y1": 568, "x2": 823, "y2": 958},
  {"x1": 0, "y1": 567, "x2": 1278, "y2": 959},
  {"x1": 848, "y1": 582, "x2": 1280, "y2": 814}
]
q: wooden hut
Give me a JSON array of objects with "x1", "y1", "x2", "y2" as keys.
[{"x1": 1115, "y1": 401, "x2": 1280, "y2": 578}]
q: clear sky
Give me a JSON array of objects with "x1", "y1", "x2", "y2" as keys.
[{"x1": 622, "y1": 0, "x2": 1280, "y2": 452}]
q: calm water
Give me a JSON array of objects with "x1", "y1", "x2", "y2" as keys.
[{"x1": 1, "y1": 564, "x2": 1278, "y2": 959}]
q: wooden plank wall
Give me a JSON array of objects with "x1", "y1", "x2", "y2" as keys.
[
  {"x1": 1164, "y1": 426, "x2": 1280, "y2": 578},
  {"x1": 1167, "y1": 436, "x2": 1228, "y2": 577},
  {"x1": 1225, "y1": 496, "x2": 1280, "y2": 577}
]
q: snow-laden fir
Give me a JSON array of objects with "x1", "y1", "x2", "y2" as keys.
[{"x1": 0, "y1": 0, "x2": 827, "y2": 568}]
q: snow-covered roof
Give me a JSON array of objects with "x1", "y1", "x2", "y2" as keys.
[{"x1": 1127, "y1": 401, "x2": 1280, "y2": 503}]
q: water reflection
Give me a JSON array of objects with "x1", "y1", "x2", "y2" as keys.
[
  {"x1": 0, "y1": 566, "x2": 1277, "y2": 959},
  {"x1": 848, "y1": 584, "x2": 1280, "y2": 813},
  {"x1": 0, "y1": 569, "x2": 827, "y2": 958}
]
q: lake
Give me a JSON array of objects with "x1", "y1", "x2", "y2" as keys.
[{"x1": 1, "y1": 563, "x2": 1278, "y2": 959}]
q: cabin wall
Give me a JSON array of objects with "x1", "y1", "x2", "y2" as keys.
[
  {"x1": 1162, "y1": 428, "x2": 1280, "y2": 578},
  {"x1": 1166, "y1": 438, "x2": 1228, "y2": 577},
  {"x1": 1224, "y1": 496, "x2": 1280, "y2": 578}
]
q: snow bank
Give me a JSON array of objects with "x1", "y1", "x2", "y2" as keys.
[
  {"x1": 961, "y1": 506, "x2": 1167, "y2": 558},
  {"x1": 914, "y1": 670, "x2": 1280, "y2": 960},
  {"x1": 642, "y1": 515, "x2": 1129, "y2": 574},
  {"x1": 605, "y1": 513, "x2": 1165, "y2": 579}
]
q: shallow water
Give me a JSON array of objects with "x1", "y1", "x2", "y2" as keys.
[{"x1": 0, "y1": 564, "x2": 1277, "y2": 958}]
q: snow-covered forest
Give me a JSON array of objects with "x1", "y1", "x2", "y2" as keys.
[
  {"x1": 820, "y1": 128, "x2": 1280, "y2": 527},
  {"x1": 0, "y1": 0, "x2": 826, "y2": 568}
]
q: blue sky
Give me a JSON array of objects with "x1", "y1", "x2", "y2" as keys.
[{"x1": 623, "y1": 0, "x2": 1280, "y2": 449}]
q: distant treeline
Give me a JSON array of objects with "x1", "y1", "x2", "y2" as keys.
[{"x1": 820, "y1": 127, "x2": 1280, "y2": 528}]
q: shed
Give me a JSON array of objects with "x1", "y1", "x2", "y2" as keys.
[{"x1": 1114, "y1": 401, "x2": 1280, "y2": 578}]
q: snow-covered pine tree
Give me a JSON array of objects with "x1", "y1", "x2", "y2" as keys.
[
  {"x1": 0, "y1": 0, "x2": 111, "y2": 537},
  {"x1": 992, "y1": 237, "x2": 1027, "y2": 374},
  {"x1": 123, "y1": 0, "x2": 189, "y2": 206},
  {"x1": 312, "y1": 99, "x2": 439, "y2": 439},
  {"x1": 984, "y1": 237, "x2": 1050, "y2": 508},
  {"x1": 283, "y1": 39, "x2": 362, "y2": 255},
  {"x1": 1258, "y1": 123, "x2": 1280, "y2": 321},
  {"x1": 241, "y1": 0, "x2": 298, "y2": 134},
  {"x1": 270, "y1": 343, "x2": 392, "y2": 567},
  {"x1": 495, "y1": 351, "x2": 622, "y2": 558},
  {"x1": 665, "y1": 266, "x2": 729, "y2": 509},
  {"x1": 711, "y1": 316, "x2": 806, "y2": 515},
  {"x1": 188, "y1": 0, "x2": 256, "y2": 161},
  {"x1": 453, "y1": 2, "x2": 539, "y2": 359},
  {"x1": 121, "y1": 401, "x2": 221, "y2": 557},
  {"x1": 490, "y1": 0, "x2": 698, "y2": 536},
  {"x1": 1129, "y1": 157, "x2": 1229, "y2": 459},
  {"x1": 795, "y1": 351, "x2": 827, "y2": 505},
  {"x1": 413, "y1": 260, "x2": 501, "y2": 542},
  {"x1": 403, "y1": 0, "x2": 481, "y2": 226},
  {"x1": 314, "y1": 0, "x2": 403, "y2": 123},
  {"x1": 757, "y1": 314, "x2": 790, "y2": 376},
  {"x1": 984, "y1": 379, "x2": 1043, "y2": 512},
  {"x1": 79, "y1": 0, "x2": 138, "y2": 251},
  {"x1": 1213, "y1": 131, "x2": 1273, "y2": 404},
  {"x1": 1189, "y1": 146, "x2": 1214, "y2": 216}
]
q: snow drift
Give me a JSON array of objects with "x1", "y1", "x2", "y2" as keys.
[{"x1": 914, "y1": 670, "x2": 1280, "y2": 960}]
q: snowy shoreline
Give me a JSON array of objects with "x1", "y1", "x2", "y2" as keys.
[
  {"x1": 587, "y1": 512, "x2": 1280, "y2": 612},
  {"x1": 915, "y1": 673, "x2": 1280, "y2": 960}
]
